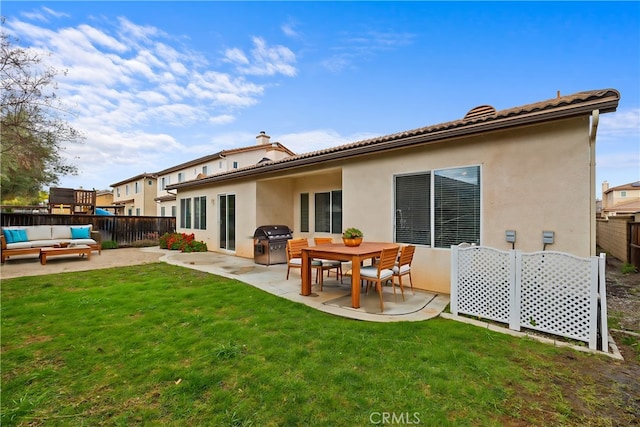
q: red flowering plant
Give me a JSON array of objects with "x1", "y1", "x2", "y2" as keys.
[{"x1": 159, "y1": 233, "x2": 207, "y2": 252}]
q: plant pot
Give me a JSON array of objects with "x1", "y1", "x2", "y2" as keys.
[{"x1": 342, "y1": 237, "x2": 363, "y2": 247}]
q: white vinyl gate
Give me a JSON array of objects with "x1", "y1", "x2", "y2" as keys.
[{"x1": 450, "y1": 246, "x2": 608, "y2": 351}]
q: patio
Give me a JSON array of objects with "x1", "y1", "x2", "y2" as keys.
[{"x1": 0, "y1": 247, "x2": 449, "y2": 323}]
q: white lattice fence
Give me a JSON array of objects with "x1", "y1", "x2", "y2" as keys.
[
  {"x1": 451, "y1": 246, "x2": 607, "y2": 350},
  {"x1": 450, "y1": 247, "x2": 518, "y2": 328},
  {"x1": 519, "y1": 251, "x2": 598, "y2": 345}
]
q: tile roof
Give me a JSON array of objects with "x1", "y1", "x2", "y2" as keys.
[
  {"x1": 604, "y1": 181, "x2": 640, "y2": 194},
  {"x1": 168, "y1": 88, "x2": 620, "y2": 190}
]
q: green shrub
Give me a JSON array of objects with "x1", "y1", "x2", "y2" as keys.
[
  {"x1": 621, "y1": 262, "x2": 638, "y2": 274},
  {"x1": 101, "y1": 240, "x2": 119, "y2": 250}
]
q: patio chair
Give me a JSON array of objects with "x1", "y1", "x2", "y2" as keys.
[
  {"x1": 286, "y1": 238, "x2": 325, "y2": 290},
  {"x1": 360, "y1": 246, "x2": 400, "y2": 312},
  {"x1": 392, "y1": 244, "x2": 415, "y2": 301},
  {"x1": 313, "y1": 237, "x2": 343, "y2": 283}
]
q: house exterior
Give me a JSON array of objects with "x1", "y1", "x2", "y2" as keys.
[
  {"x1": 110, "y1": 173, "x2": 158, "y2": 216},
  {"x1": 96, "y1": 190, "x2": 113, "y2": 208},
  {"x1": 601, "y1": 181, "x2": 640, "y2": 217},
  {"x1": 154, "y1": 132, "x2": 295, "y2": 217},
  {"x1": 166, "y1": 89, "x2": 620, "y2": 294}
]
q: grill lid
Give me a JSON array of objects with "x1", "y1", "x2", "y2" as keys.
[{"x1": 253, "y1": 225, "x2": 293, "y2": 240}]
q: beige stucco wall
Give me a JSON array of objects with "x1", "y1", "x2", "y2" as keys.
[
  {"x1": 339, "y1": 117, "x2": 592, "y2": 293},
  {"x1": 175, "y1": 180, "x2": 257, "y2": 258},
  {"x1": 175, "y1": 116, "x2": 594, "y2": 295}
]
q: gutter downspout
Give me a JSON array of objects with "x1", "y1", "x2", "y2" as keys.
[{"x1": 589, "y1": 109, "x2": 600, "y2": 256}]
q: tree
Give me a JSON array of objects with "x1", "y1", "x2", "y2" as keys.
[{"x1": 1, "y1": 21, "x2": 82, "y2": 203}]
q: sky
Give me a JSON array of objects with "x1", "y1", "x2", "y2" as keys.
[{"x1": 2, "y1": 1, "x2": 639, "y2": 198}]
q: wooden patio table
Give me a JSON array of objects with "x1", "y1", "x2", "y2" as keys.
[{"x1": 301, "y1": 241, "x2": 399, "y2": 309}]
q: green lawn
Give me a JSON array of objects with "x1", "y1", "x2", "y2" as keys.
[{"x1": 0, "y1": 263, "x2": 632, "y2": 426}]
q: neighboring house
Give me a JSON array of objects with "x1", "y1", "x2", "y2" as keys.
[
  {"x1": 166, "y1": 89, "x2": 620, "y2": 294},
  {"x1": 110, "y1": 173, "x2": 158, "y2": 216},
  {"x1": 601, "y1": 181, "x2": 640, "y2": 217},
  {"x1": 96, "y1": 190, "x2": 113, "y2": 207},
  {"x1": 154, "y1": 132, "x2": 295, "y2": 217}
]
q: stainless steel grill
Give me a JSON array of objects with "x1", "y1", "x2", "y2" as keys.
[{"x1": 253, "y1": 225, "x2": 293, "y2": 265}]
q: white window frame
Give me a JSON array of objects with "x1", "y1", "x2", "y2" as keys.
[{"x1": 394, "y1": 165, "x2": 481, "y2": 248}]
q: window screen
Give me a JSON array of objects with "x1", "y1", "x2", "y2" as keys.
[
  {"x1": 434, "y1": 166, "x2": 480, "y2": 247},
  {"x1": 395, "y1": 173, "x2": 430, "y2": 245}
]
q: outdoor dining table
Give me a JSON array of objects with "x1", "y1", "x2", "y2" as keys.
[{"x1": 301, "y1": 241, "x2": 400, "y2": 309}]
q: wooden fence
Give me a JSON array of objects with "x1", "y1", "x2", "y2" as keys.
[
  {"x1": 0, "y1": 213, "x2": 176, "y2": 247},
  {"x1": 631, "y1": 222, "x2": 640, "y2": 268},
  {"x1": 596, "y1": 215, "x2": 640, "y2": 267}
]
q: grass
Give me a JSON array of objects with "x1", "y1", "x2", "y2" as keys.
[{"x1": 0, "y1": 263, "x2": 631, "y2": 426}]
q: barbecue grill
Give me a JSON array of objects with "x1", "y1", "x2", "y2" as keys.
[{"x1": 253, "y1": 225, "x2": 293, "y2": 265}]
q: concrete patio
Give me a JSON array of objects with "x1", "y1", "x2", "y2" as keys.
[{"x1": 0, "y1": 246, "x2": 450, "y2": 323}]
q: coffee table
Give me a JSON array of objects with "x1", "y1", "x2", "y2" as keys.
[{"x1": 40, "y1": 245, "x2": 92, "y2": 265}]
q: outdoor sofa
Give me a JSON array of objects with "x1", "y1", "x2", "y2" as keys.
[{"x1": 0, "y1": 224, "x2": 101, "y2": 263}]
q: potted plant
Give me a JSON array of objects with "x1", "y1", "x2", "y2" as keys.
[{"x1": 342, "y1": 227, "x2": 364, "y2": 247}]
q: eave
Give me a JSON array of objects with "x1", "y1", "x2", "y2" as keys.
[{"x1": 166, "y1": 89, "x2": 620, "y2": 191}]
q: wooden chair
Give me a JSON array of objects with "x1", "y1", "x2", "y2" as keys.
[
  {"x1": 286, "y1": 238, "x2": 325, "y2": 290},
  {"x1": 392, "y1": 245, "x2": 415, "y2": 301},
  {"x1": 313, "y1": 237, "x2": 343, "y2": 283},
  {"x1": 359, "y1": 246, "x2": 400, "y2": 312}
]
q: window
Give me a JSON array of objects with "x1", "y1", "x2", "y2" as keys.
[
  {"x1": 395, "y1": 174, "x2": 430, "y2": 245},
  {"x1": 180, "y1": 198, "x2": 192, "y2": 228},
  {"x1": 300, "y1": 193, "x2": 309, "y2": 232},
  {"x1": 233, "y1": 161, "x2": 238, "y2": 169},
  {"x1": 136, "y1": 208, "x2": 140, "y2": 216},
  {"x1": 395, "y1": 166, "x2": 480, "y2": 248},
  {"x1": 127, "y1": 208, "x2": 133, "y2": 216},
  {"x1": 314, "y1": 190, "x2": 342, "y2": 233},
  {"x1": 116, "y1": 188, "x2": 121, "y2": 197},
  {"x1": 202, "y1": 166, "x2": 208, "y2": 175},
  {"x1": 161, "y1": 206, "x2": 166, "y2": 217},
  {"x1": 194, "y1": 196, "x2": 207, "y2": 230},
  {"x1": 621, "y1": 191, "x2": 627, "y2": 197},
  {"x1": 178, "y1": 172, "x2": 184, "y2": 183},
  {"x1": 171, "y1": 205, "x2": 177, "y2": 217},
  {"x1": 135, "y1": 182, "x2": 140, "y2": 193},
  {"x1": 125, "y1": 185, "x2": 129, "y2": 196}
]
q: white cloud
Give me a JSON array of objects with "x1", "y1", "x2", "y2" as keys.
[
  {"x1": 282, "y1": 23, "x2": 300, "y2": 39},
  {"x1": 599, "y1": 108, "x2": 640, "y2": 140},
  {"x1": 78, "y1": 23, "x2": 128, "y2": 52},
  {"x1": 225, "y1": 37, "x2": 297, "y2": 77},
  {"x1": 278, "y1": 129, "x2": 379, "y2": 154},
  {"x1": 4, "y1": 9, "x2": 301, "y2": 189},
  {"x1": 224, "y1": 47, "x2": 249, "y2": 65},
  {"x1": 321, "y1": 29, "x2": 415, "y2": 72}
]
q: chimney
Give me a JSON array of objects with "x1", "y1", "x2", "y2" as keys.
[
  {"x1": 602, "y1": 181, "x2": 609, "y2": 208},
  {"x1": 256, "y1": 131, "x2": 271, "y2": 145}
]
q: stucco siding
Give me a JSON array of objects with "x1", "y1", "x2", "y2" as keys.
[
  {"x1": 171, "y1": 116, "x2": 595, "y2": 295},
  {"x1": 175, "y1": 180, "x2": 257, "y2": 258},
  {"x1": 256, "y1": 179, "x2": 294, "y2": 229},
  {"x1": 339, "y1": 116, "x2": 592, "y2": 293}
]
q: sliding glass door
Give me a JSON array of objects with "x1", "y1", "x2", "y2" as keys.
[{"x1": 219, "y1": 194, "x2": 236, "y2": 251}]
